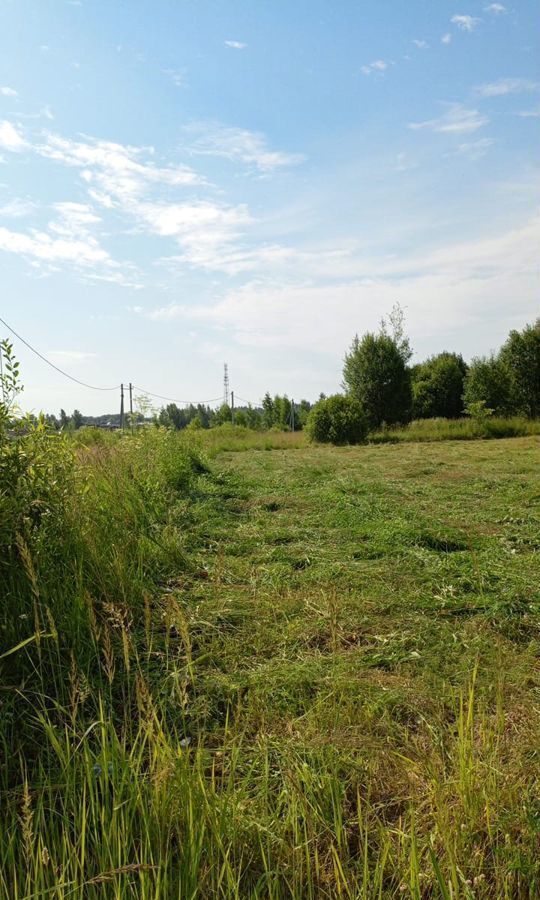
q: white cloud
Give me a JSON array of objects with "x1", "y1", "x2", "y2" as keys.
[
  {"x1": 141, "y1": 217, "x2": 539, "y2": 356},
  {"x1": 409, "y1": 103, "x2": 488, "y2": 134},
  {"x1": 224, "y1": 40, "x2": 246, "y2": 49},
  {"x1": 0, "y1": 188, "x2": 141, "y2": 286},
  {"x1": 186, "y1": 122, "x2": 305, "y2": 172},
  {"x1": 484, "y1": 3, "x2": 506, "y2": 13},
  {"x1": 0, "y1": 197, "x2": 38, "y2": 218},
  {"x1": 361, "y1": 59, "x2": 389, "y2": 76},
  {"x1": 38, "y1": 133, "x2": 203, "y2": 205},
  {"x1": 456, "y1": 138, "x2": 495, "y2": 159},
  {"x1": 516, "y1": 107, "x2": 540, "y2": 118},
  {"x1": 0, "y1": 224, "x2": 111, "y2": 266},
  {"x1": 0, "y1": 120, "x2": 26, "y2": 151},
  {"x1": 0, "y1": 86, "x2": 18, "y2": 97},
  {"x1": 412, "y1": 40, "x2": 429, "y2": 49},
  {"x1": 474, "y1": 78, "x2": 540, "y2": 97},
  {"x1": 48, "y1": 201, "x2": 102, "y2": 237},
  {"x1": 139, "y1": 199, "x2": 251, "y2": 270},
  {"x1": 451, "y1": 15, "x2": 481, "y2": 31},
  {"x1": 441, "y1": 33, "x2": 452, "y2": 44}
]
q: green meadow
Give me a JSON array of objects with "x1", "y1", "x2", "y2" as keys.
[{"x1": 1, "y1": 428, "x2": 540, "y2": 898}]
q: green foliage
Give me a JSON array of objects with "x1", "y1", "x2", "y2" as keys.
[
  {"x1": 501, "y1": 319, "x2": 540, "y2": 418},
  {"x1": 463, "y1": 353, "x2": 515, "y2": 415},
  {"x1": 0, "y1": 339, "x2": 23, "y2": 432},
  {"x1": 306, "y1": 393, "x2": 368, "y2": 444},
  {"x1": 370, "y1": 414, "x2": 540, "y2": 442},
  {"x1": 214, "y1": 402, "x2": 232, "y2": 425},
  {"x1": 412, "y1": 352, "x2": 467, "y2": 419},
  {"x1": 343, "y1": 332, "x2": 412, "y2": 428},
  {"x1": 71, "y1": 408, "x2": 83, "y2": 429},
  {"x1": 465, "y1": 398, "x2": 494, "y2": 422}
]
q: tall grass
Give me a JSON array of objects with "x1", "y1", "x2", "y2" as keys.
[
  {"x1": 2, "y1": 425, "x2": 539, "y2": 896},
  {"x1": 370, "y1": 416, "x2": 540, "y2": 444}
]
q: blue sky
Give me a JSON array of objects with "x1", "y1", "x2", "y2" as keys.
[{"x1": 0, "y1": 0, "x2": 538, "y2": 414}]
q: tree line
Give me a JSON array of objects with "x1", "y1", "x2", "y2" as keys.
[
  {"x1": 308, "y1": 309, "x2": 540, "y2": 444},
  {"x1": 40, "y1": 310, "x2": 539, "y2": 440}
]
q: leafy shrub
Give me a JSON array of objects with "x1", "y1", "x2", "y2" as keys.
[{"x1": 306, "y1": 394, "x2": 368, "y2": 445}]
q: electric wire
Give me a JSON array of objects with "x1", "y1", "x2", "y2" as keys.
[
  {"x1": 0, "y1": 315, "x2": 120, "y2": 391},
  {"x1": 132, "y1": 386, "x2": 223, "y2": 406},
  {"x1": 235, "y1": 395, "x2": 261, "y2": 406},
  {"x1": 0, "y1": 316, "x2": 263, "y2": 407}
]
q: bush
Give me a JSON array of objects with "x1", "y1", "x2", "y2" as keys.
[{"x1": 306, "y1": 394, "x2": 368, "y2": 445}]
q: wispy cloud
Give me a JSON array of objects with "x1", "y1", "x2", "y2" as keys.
[
  {"x1": 185, "y1": 122, "x2": 305, "y2": 172},
  {"x1": 484, "y1": 3, "x2": 506, "y2": 13},
  {"x1": 456, "y1": 138, "x2": 495, "y2": 159},
  {"x1": 140, "y1": 217, "x2": 540, "y2": 355},
  {"x1": 38, "y1": 133, "x2": 203, "y2": 206},
  {"x1": 409, "y1": 103, "x2": 488, "y2": 134},
  {"x1": 1, "y1": 86, "x2": 18, "y2": 97},
  {"x1": 162, "y1": 68, "x2": 186, "y2": 88},
  {"x1": 474, "y1": 78, "x2": 540, "y2": 97},
  {"x1": 139, "y1": 200, "x2": 252, "y2": 271},
  {"x1": 0, "y1": 223, "x2": 110, "y2": 267},
  {"x1": 0, "y1": 120, "x2": 26, "y2": 151},
  {"x1": 0, "y1": 120, "x2": 301, "y2": 278},
  {"x1": 516, "y1": 107, "x2": 540, "y2": 118},
  {"x1": 441, "y1": 33, "x2": 452, "y2": 44},
  {"x1": 451, "y1": 14, "x2": 481, "y2": 31},
  {"x1": 0, "y1": 197, "x2": 38, "y2": 218},
  {"x1": 224, "y1": 40, "x2": 246, "y2": 50},
  {"x1": 361, "y1": 59, "x2": 389, "y2": 76},
  {"x1": 412, "y1": 40, "x2": 429, "y2": 49}
]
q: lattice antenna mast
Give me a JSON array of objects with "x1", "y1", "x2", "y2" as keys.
[{"x1": 223, "y1": 363, "x2": 230, "y2": 406}]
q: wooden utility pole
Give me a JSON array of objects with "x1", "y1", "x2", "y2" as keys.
[
  {"x1": 129, "y1": 382, "x2": 133, "y2": 431},
  {"x1": 291, "y1": 398, "x2": 295, "y2": 432},
  {"x1": 120, "y1": 383, "x2": 125, "y2": 431}
]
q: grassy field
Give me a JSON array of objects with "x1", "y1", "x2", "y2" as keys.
[{"x1": 1, "y1": 432, "x2": 540, "y2": 898}]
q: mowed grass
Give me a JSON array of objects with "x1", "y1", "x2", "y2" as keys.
[{"x1": 2, "y1": 434, "x2": 540, "y2": 898}]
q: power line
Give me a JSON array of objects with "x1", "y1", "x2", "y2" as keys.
[
  {"x1": 0, "y1": 315, "x2": 262, "y2": 408},
  {"x1": 0, "y1": 315, "x2": 120, "y2": 391},
  {"x1": 235, "y1": 395, "x2": 260, "y2": 407},
  {"x1": 132, "y1": 385, "x2": 223, "y2": 405}
]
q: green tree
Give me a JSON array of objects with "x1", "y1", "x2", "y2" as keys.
[
  {"x1": 262, "y1": 392, "x2": 275, "y2": 429},
  {"x1": 500, "y1": 320, "x2": 540, "y2": 418},
  {"x1": 235, "y1": 409, "x2": 248, "y2": 427},
  {"x1": 411, "y1": 352, "x2": 468, "y2": 419},
  {"x1": 245, "y1": 405, "x2": 261, "y2": 429},
  {"x1": 343, "y1": 332, "x2": 412, "y2": 429},
  {"x1": 71, "y1": 409, "x2": 84, "y2": 430},
  {"x1": 273, "y1": 395, "x2": 292, "y2": 430},
  {"x1": 214, "y1": 403, "x2": 232, "y2": 425},
  {"x1": 306, "y1": 394, "x2": 368, "y2": 445},
  {"x1": 463, "y1": 355, "x2": 514, "y2": 416}
]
